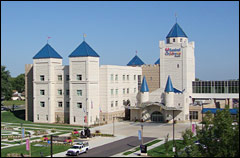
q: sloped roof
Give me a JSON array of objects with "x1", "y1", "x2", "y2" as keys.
[
  {"x1": 69, "y1": 41, "x2": 100, "y2": 57},
  {"x1": 166, "y1": 23, "x2": 188, "y2": 38},
  {"x1": 33, "y1": 43, "x2": 62, "y2": 59},
  {"x1": 140, "y1": 76, "x2": 149, "y2": 92},
  {"x1": 127, "y1": 55, "x2": 145, "y2": 66},
  {"x1": 154, "y1": 58, "x2": 160, "y2": 65},
  {"x1": 164, "y1": 76, "x2": 174, "y2": 92}
]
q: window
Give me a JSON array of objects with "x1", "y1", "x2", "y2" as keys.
[
  {"x1": 123, "y1": 88, "x2": 125, "y2": 94},
  {"x1": 180, "y1": 38, "x2": 182, "y2": 42},
  {"x1": 46, "y1": 115, "x2": 48, "y2": 121},
  {"x1": 150, "y1": 77, "x2": 152, "y2": 81},
  {"x1": 111, "y1": 101, "x2": 114, "y2": 107},
  {"x1": 40, "y1": 75, "x2": 45, "y2": 81},
  {"x1": 77, "y1": 90, "x2": 82, "y2": 96},
  {"x1": 134, "y1": 88, "x2": 136, "y2": 93},
  {"x1": 189, "y1": 111, "x2": 198, "y2": 120},
  {"x1": 40, "y1": 102, "x2": 45, "y2": 107},
  {"x1": 58, "y1": 102, "x2": 63, "y2": 108},
  {"x1": 127, "y1": 88, "x2": 129, "y2": 94},
  {"x1": 40, "y1": 90, "x2": 45, "y2": 95},
  {"x1": 58, "y1": 75, "x2": 62, "y2": 81},
  {"x1": 77, "y1": 102, "x2": 82, "y2": 108},
  {"x1": 177, "y1": 64, "x2": 179, "y2": 68},
  {"x1": 115, "y1": 89, "x2": 118, "y2": 95},
  {"x1": 74, "y1": 116, "x2": 76, "y2": 122},
  {"x1": 111, "y1": 74, "x2": 114, "y2": 81},
  {"x1": 111, "y1": 89, "x2": 114, "y2": 95},
  {"x1": 115, "y1": 101, "x2": 118, "y2": 107},
  {"x1": 58, "y1": 89, "x2": 62, "y2": 95},
  {"x1": 123, "y1": 75, "x2": 125, "y2": 81},
  {"x1": 115, "y1": 75, "x2": 118, "y2": 81},
  {"x1": 77, "y1": 74, "x2": 82, "y2": 80},
  {"x1": 134, "y1": 75, "x2": 136, "y2": 81},
  {"x1": 66, "y1": 90, "x2": 69, "y2": 96},
  {"x1": 173, "y1": 38, "x2": 175, "y2": 42},
  {"x1": 66, "y1": 102, "x2": 70, "y2": 108},
  {"x1": 66, "y1": 75, "x2": 70, "y2": 81},
  {"x1": 167, "y1": 39, "x2": 170, "y2": 43},
  {"x1": 123, "y1": 100, "x2": 125, "y2": 106},
  {"x1": 127, "y1": 75, "x2": 129, "y2": 80},
  {"x1": 37, "y1": 114, "x2": 39, "y2": 120}
]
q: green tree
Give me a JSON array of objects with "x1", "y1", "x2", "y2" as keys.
[
  {"x1": 1, "y1": 65, "x2": 13, "y2": 100},
  {"x1": 11, "y1": 73, "x2": 25, "y2": 93}
]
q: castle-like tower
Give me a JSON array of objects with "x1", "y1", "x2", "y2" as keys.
[
  {"x1": 32, "y1": 43, "x2": 64, "y2": 123},
  {"x1": 68, "y1": 41, "x2": 100, "y2": 126},
  {"x1": 159, "y1": 23, "x2": 195, "y2": 94}
]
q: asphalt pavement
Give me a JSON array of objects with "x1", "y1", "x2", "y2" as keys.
[{"x1": 77, "y1": 136, "x2": 156, "y2": 157}]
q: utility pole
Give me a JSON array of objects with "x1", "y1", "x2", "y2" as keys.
[
  {"x1": 173, "y1": 110, "x2": 176, "y2": 156},
  {"x1": 51, "y1": 135, "x2": 53, "y2": 157},
  {"x1": 21, "y1": 123, "x2": 23, "y2": 144},
  {"x1": 29, "y1": 133, "x2": 31, "y2": 157},
  {"x1": 113, "y1": 117, "x2": 115, "y2": 136},
  {"x1": 141, "y1": 124, "x2": 143, "y2": 145}
]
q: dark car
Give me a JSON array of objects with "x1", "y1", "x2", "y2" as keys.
[{"x1": 1, "y1": 106, "x2": 10, "y2": 111}]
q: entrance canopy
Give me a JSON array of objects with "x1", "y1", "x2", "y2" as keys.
[{"x1": 202, "y1": 108, "x2": 238, "y2": 114}]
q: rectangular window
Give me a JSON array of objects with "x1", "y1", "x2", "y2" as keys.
[
  {"x1": 58, "y1": 89, "x2": 62, "y2": 95},
  {"x1": 74, "y1": 116, "x2": 76, "y2": 122},
  {"x1": 127, "y1": 75, "x2": 129, "y2": 80},
  {"x1": 40, "y1": 90, "x2": 45, "y2": 95},
  {"x1": 58, "y1": 102, "x2": 63, "y2": 108},
  {"x1": 111, "y1": 89, "x2": 114, "y2": 95},
  {"x1": 77, "y1": 102, "x2": 82, "y2": 108},
  {"x1": 66, "y1": 75, "x2": 70, "y2": 81},
  {"x1": 123, "y1": 88, "x2": 125, "y2": 94},
  {"x1": 58, "y1": 75, "x2": 62, "y2": 81},
  {"x1": 190, "y1": 111, "x2": 198, "y2": 120},
  {"x1": 77, "y1": 74, "x2": 82, "y2": 81},
  {"x1": 40, "y1": 75, "x2": 45, "y2": 81},
  {"x1": 46, "y1": 115, "x2": 48, "y2": 121},
  {"x1": 115, "y1": 101, "x2": 118, "y2": 107},
  {"x1": 40, "y1": 102, "x2": 45, "y2": 107},
  {"x1": 134, "y1": 88, "x2": 136, "y2": 93},
  {"x1": 111, "y1": 101, "x2": 114, "y2": 107},
  {"x1": 115, "y1": 75, "x2": 118, "y2": 81},
  {"x1": 134, "y1": 75, "x2": 136, "y2": 81},
  {"x1": 66, "y1": 102, "x2": 70, "y2": 108},
  {"x1": 115, "y1": 89, "x2": 118, "y2": 95},
  {"x1": 123, "y1": 75, "x2": 125, "y2": 81},
  {"x1": 37, "y1": 114, "x2": 39, "y2": 120},
  {"x1": 111, "y1": 74, "x2": 114, "y2": 81},
  {"x1": 127, "y1": 88, "x2": 129, "y2": 94},
  {"x1": 123, "y1": 100, "x2": 125, "y2": 106},
  {"x1": 66, "y1": 90, "x2": 69, "y2": 96},
  {"x1": 77, "y1": 90, "x2": 82, "y2": 96}
]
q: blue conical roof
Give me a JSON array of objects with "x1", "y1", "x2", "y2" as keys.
[
  {"x1": 33, "y1": 43, "x2": 62, "y2": 59},
  {"x1": 165, "y1": 76, "x2": 174, "y2": 92},
  {"x1": 69, "y1": 41, "x2": 100, "y2": 57},
  {"x1": 154, "y1": 58, "x2": 160, "y2": 65},
  {"x1": 166, "y1": 23, "x2": 188, "y2": 38},
  {"x1": 140, "y1": 76, "x2": 149, "y2": 92},
  {"x1": 127, "y1": 55, "x2": 145, "y2": 66}
]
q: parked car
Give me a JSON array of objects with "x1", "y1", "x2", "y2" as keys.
[
  {"x1": 66, "y1": 142, "x2": 89, "y2": 156},
  {"x1": 1, "y1": 106, "x2": 10, "y2": 111}
]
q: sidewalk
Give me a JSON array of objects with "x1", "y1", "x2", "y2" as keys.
[{"x1": 112, "y1": 138, "x2": 181, "y2": 157}]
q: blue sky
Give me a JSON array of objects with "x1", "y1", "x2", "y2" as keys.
[{"x1": 1, "y1": 1, "x2": 239, "y2": 80}]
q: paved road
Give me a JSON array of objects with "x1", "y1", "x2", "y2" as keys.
[{"x1": 76, "y1": 136, "x2": 156, "y2": 157}]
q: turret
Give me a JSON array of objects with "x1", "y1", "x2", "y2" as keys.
[
  {"x1": 166, "y1": 23, "x2": 188, "y2": 44},
  {"x1": 140, "y1": 76, "x2": 149, "y2": 103},
  {"x1": 164, "y1": 76, "x2": 174, "y2": 107}
]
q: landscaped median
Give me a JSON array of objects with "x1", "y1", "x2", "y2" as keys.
[{"x1": 123, "y1": 139, "x2": 162, "y2": 155}]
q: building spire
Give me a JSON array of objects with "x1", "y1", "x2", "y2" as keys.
[
  {"x1": 136, "y1": 50, "x2": 138, "y2": 56},
  {"x1": 83, "y1": 33, "x2": 86, "y2": 41},
  {"x1": 47, "y1": 36, "x2": 51, "y2": 44},
  {"x1": 175, "y1": 12, "x2": 177, "y2": 23}
]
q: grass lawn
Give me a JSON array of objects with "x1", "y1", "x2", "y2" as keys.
[
  {"x1": 2, "y1": 100, "x2": 25, "y2": 106},
  {"x1": 123, "y1": 139, "x2": 162, "y2": 155},
  {"x1": 1, "y1": 142, "x2": 71, "y2": 157},
  {"x1": 148, "y1": 140, "x2": 185, "y2": 157},
  {"x1": 1, "y1": 144, "x2": 7, "y2": 147},
  {"x1": 1, "y1": 111, "x2": 86, "y2": 129}
]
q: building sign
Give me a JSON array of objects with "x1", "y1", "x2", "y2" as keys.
[{"x1": 165, "y1": 48, "x2": 181, "y2": 57}]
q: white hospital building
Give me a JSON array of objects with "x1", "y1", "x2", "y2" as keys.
[{"x1": 25, "y1": 22, "x2": 239, "y2": 126}]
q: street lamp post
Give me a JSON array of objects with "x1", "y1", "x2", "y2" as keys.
[
  {"x1": 141, "y1": 124, "x2": 144, "y2": 145},
  {"x1": 113, "y1": 117, "x2": 115, "y2": 136},
  {"x1": 50, "y1": 135, "x2": 58, "y2": 157},
  {"x1": 201, "y1": 102, "x2": 203, "y2": 129},
  {"x1": 172, "y1": 110, "x2": 176, "y2": 157}
]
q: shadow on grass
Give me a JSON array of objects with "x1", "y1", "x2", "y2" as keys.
[{"x1": 12, "y1": 109, "x2": 25, "y2": 120}]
